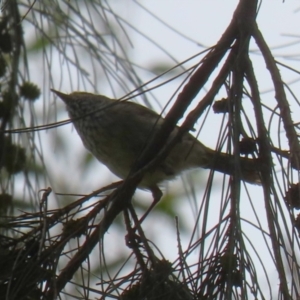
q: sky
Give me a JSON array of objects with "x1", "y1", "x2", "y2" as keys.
[{"x1": 19, "y1": 1, "x2": 300, "y2": 298}]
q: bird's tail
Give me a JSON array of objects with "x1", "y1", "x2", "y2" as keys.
[{"x1": 203, "y1": 149, "x2": 261, "y2": 184}]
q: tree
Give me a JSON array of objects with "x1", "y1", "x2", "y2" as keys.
[{"x1": 1, "y1": 0, "x2": 300, "y2": 299}]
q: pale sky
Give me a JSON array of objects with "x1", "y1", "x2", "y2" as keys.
[{"x1": 22, "y1": 1, "x2": 300, "y2": 297}]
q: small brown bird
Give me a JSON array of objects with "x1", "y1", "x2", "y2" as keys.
[{"x1": 52, "y1": 89, "x2": 260, "y2": 200}]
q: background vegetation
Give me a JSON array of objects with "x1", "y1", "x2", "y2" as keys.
[{"x1": 1, "y1": 1, "x2": 300, "y2": 299}]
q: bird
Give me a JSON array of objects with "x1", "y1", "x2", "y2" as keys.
[{"x1": 51, "y1": 89, "x2": 260, "y2": 201}]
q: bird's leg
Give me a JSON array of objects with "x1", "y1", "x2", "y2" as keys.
[
  {"x1": 125, "y1": 186, "x2": 163, "y2": 236},
  {"x1": 138, "y1": 185, "x2": 163, "y2": 225}
]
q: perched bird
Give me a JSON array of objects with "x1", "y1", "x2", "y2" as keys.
[{"x1": 52, "y1": 89, "x2": 260, "y2": 200}]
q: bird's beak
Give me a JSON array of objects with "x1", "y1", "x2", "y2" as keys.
[{"x1": 51, "y1": 89, "x2": 70, "y2": 103}]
